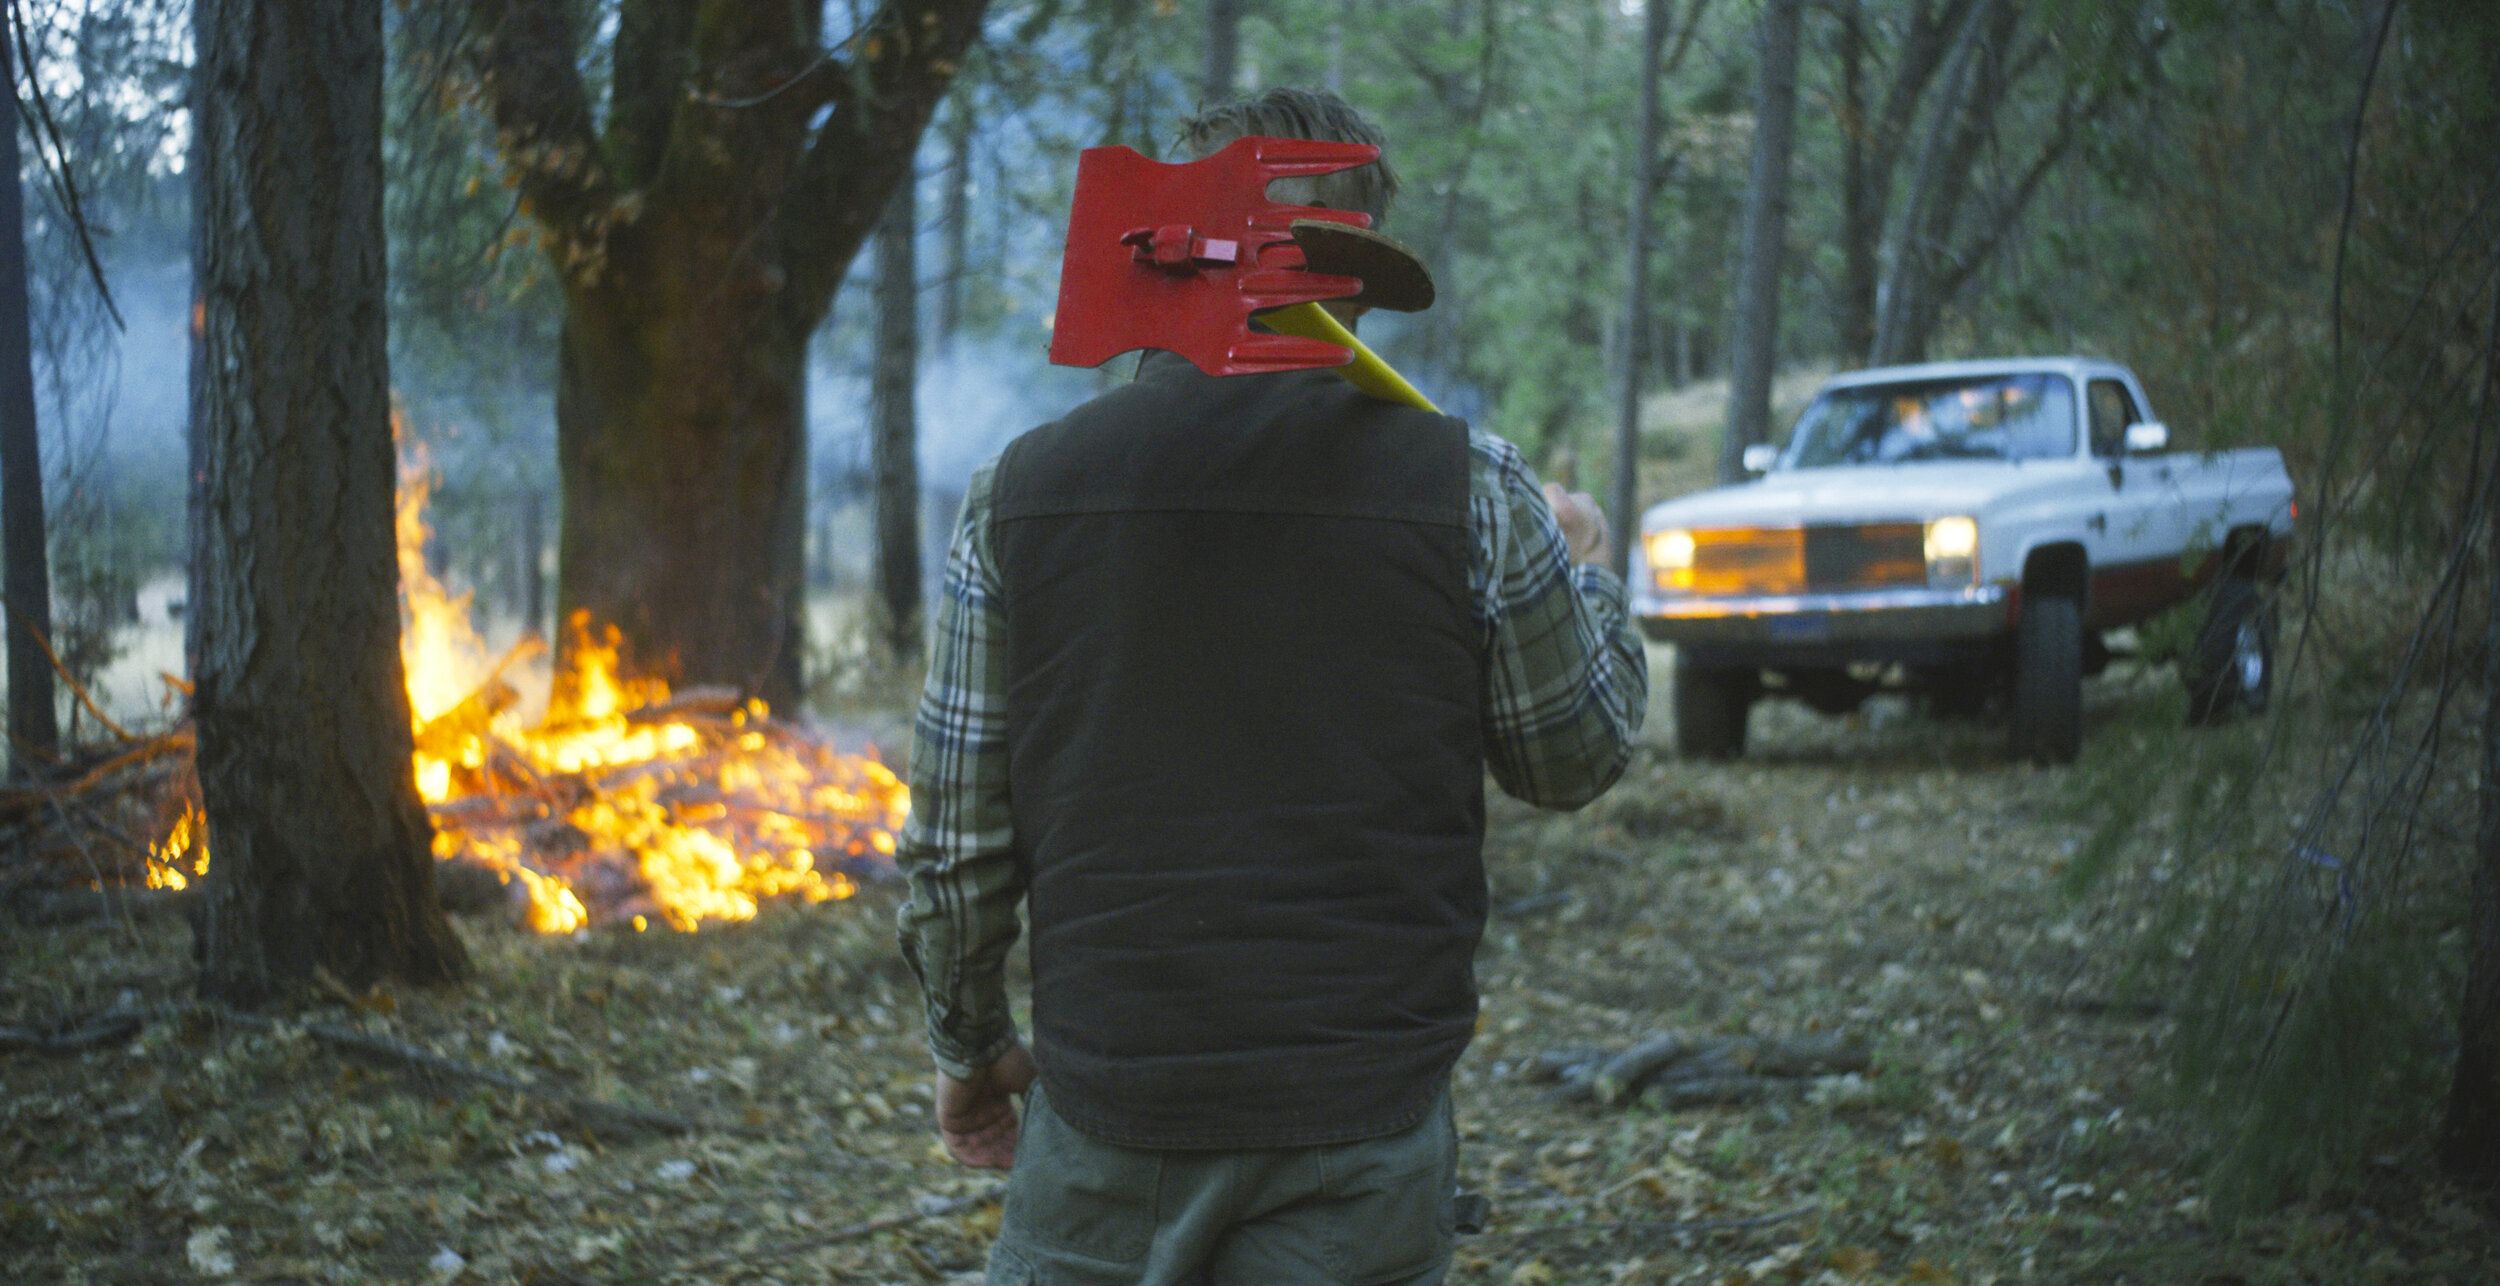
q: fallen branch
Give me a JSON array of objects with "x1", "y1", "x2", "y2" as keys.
[
  {"x1": 1544, "y1": 1031, "x2": 1873, "y2": 1108},
  {"x1": 0, "y1": 731, "x2": 189, "y2": 826},
  {"x1": 1487, "y1": 1202, "x2": 1819, "y2": 1241},
  {"x1": 0, "y1": 1011, "x2": 144, "y2": 1055},
  {"x1": 675, "y1": 1184, "x2": 1009, "y2": 1278}
]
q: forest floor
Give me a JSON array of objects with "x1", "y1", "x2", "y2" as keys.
[{"x1": 5, "y1": 653, "x2": 2499, "y2": 1284}]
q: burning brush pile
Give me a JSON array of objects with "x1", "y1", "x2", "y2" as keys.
[{"x1": 3, "y1": 453, "x2": 910, "y2": 935}]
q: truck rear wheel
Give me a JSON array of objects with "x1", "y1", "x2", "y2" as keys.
[
  {"x1": 2010, "y1": 595, "x2": 2082, "y2": 764},
  {"x1": 1674, "y1": 663, "x2": 1755, "y2": 760},
  {"x1": 2185, "y1": 576, "x2": 2272, "y2": 724}
]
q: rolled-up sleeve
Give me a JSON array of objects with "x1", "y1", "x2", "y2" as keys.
[{"x1": 1472, "y1": 433, "x2": 1649, "y2": 809}]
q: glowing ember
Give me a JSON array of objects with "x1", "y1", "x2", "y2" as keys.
[{"x1": 145, "y1": 440, "x2": 911, "y2": 931}]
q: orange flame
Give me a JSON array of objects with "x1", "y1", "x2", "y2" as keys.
[{"x1": 146, "y1": 434, "x2": 910, "y2": 931}]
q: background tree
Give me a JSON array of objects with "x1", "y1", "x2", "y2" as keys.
[
  {"x1": 1720, "y1": 0, "x2": 1802, "y2": 481},
  {"x1": 871, "y1": 179, "x2": 922, "y2": 663},
  {"x1": 1, "y1": 15, "x2": 57, "y2": 774},
  {"x1": 1206, "y1": 0, "x2": 1245, "y2": 103},
  {"x1": 189, "y1": 0, "x2": 468, "y2": 1004},
  {"x1": 460, "y1": 0, "x2": 987, "y2": 710},
  {"x1": 1610, "y1": 0, "x2": 1709, "y2": 577}
]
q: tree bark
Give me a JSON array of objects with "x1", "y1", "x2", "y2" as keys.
[
  {"x1": 871, "y1": 180, "x2": 923, "y2": 663},
  {"x1": 189, "y1": 0, "x2": 468, "y2": 1005},
  {"x1": 469, "y1": 0, "x2": 986, "y2": 711},
  {"x1": 1611, "y1": 0, "x2": 1670, "y2": 581},
  {"x1": 1720, "y1": 0, "x2": 1803, "y2": 483},
  {"x1": 0, "y1": 21, "x2": 58, "y2": 776}
]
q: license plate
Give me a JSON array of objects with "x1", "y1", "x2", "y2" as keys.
[{"x1": 1767, "y1": 613, "x2": 1830, "y2": 641}]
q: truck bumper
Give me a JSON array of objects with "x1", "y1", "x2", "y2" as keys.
[{"x1": 1636, "y1": 584, "x2": 2014, "y2": 651}]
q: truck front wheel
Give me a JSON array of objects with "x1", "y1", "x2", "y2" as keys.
[
  {"x1": 1674, "y1": 662, "x2": 1756, "y2": 760},
  {"x1": 2010, "y1": 595, "x2": 2083, "y2": 764},
  {"x1": 2185, "y1": 576, "x2": 2272, "y2": 724}
]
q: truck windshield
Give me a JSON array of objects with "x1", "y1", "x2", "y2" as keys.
[{"x1": 1783, "y1": 373, "x2": 2076, "y2": 467}]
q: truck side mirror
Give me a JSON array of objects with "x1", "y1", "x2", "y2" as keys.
[
  {"x1": 2124, "y1": 421, "x2": 2170, "y2": 454},
  {"x1": 1741, "y1": 443, "x2": 1780, "y2": 474}
]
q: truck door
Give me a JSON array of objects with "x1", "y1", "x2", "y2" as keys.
[{"x1": 2085, "y1": 377, "x2": 2185, "y2": 627}]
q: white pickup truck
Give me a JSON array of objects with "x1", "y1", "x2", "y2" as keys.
[{"x1": 1632, "y1": 357, "x2": 2296, "y2": 763}]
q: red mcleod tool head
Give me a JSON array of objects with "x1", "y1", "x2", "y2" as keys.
[{"x1": 1047, "y1": 136, "x2": 1376, "y2": 376}]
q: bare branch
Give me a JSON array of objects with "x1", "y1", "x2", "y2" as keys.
[
  {"x1": 464, "y1": 0, "x2": 615, "y2": 244},
  {"x1": 779, "y1": 0, "x2": 988, "y2": 326}
]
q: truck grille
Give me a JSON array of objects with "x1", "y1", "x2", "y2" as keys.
[{"x1": 1689, "y1": 524, "x2": 1927, "y2": 594}]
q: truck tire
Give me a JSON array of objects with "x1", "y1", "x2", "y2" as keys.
[
  {"x1": 2185, "y1": 576, "x2": 2272, "y2": 724},
  {"x1": 1675, "y1": 663, "x2": 1754, "y2": 760},
  {"x1": 2010, "y1": 595, "x2": 2082, "y2": 764}
]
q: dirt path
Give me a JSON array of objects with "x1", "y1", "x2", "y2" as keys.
[{"x1": 3, "y1": 662, "x2": 2492, "y2": 1283}]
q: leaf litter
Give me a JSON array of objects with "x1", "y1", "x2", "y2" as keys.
[{"x1": 4, "y1": 672, "x2": 2496, "y2": 1283}]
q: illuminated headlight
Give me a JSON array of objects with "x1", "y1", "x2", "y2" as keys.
[
  {"x1": 1646, "y1": 529, "x2": 1696, "y2": 591},
  {"x1": 1925, "y1": 516, "x2": 1978, "y2": 586}
]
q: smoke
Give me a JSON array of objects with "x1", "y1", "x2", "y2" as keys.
[
  {"x1": 809, "y1": 329, "x2": 1097, "y2": 499},
  {"x1": 96, "y1": 257, "x2": 191, "y2": 472}
]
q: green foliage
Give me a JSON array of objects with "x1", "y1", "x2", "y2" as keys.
[
  {"x1": 2171, "y1": 882, "x2": 2458, "y2": 1214},
  {"x1": 2061, "y1": 676, "x2": 2471, "y2": 1220}
]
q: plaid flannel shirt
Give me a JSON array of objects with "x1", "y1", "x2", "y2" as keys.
[{"x1": 895, "y1": 425, "x2": 1649, "y2": 1076}]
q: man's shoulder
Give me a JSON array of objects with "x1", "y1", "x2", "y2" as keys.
[{"x1": 1464, "y1": 427, "x2": 1532, "y2": 500}]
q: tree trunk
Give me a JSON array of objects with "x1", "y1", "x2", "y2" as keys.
[
  {"x1": 553, "y1": 277, "x2": 813, "y2": 708},
  {"x1": 1205, "y1": 0, "x2": 1242, "y2": 104},
  {"x1": 189, "y1": 0, "x2": 469, "y2": 1005},
  {"x1": 1871, "y1": 0, "x2": 2082, "y2": 367},
  {"x1": 1721, "y1": 0, "x2": 1803, "y2": 483},
  {"x1": 871, "y1": 181, "x2": 923, "y2": 663},
  {"x1": 937, "y1": 96, "x2": 974, "y2": 344},
  {"x1": 516, "y1": 486, "x2": 544, "y2": 640},
  {"x1": 1871, "y1": 0, "x2": 1994, "y2": 366},
  {"x1": 1833, "y1": 0, "x2": 1979, "y2": 366},
  {"x1": 0, "y1": 21, "x2": 57, "y2": 777},
  {"x1": 1611, "y1": 0, "x2": 1669, "y2": 582},
  {"x1": 470, "y1": 0, "x2": 985, "y2": 713},
  {"x1": 1835, "y1": 0, "x2": 1875, "y2": 365}
]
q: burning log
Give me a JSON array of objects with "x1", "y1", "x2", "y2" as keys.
[{"x1": 625, "y1": 684, "x2": 746, "y2": 724}]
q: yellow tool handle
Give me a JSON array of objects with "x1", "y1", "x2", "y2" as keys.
[{"x1": 1262, "y1": 302, "x2": 1439, "y2": 412}]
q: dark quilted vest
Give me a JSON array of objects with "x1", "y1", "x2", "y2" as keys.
[{"x1": 991, "y1": 354, "x2": 1486, "y2": 1149}]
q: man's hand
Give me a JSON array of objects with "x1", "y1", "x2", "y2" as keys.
[
  {"x1": 1542, "y1": 482, "x2": 1613, "y2": 568},
  {"x1": 936, "y1": 1043, "x2": 1037, "y2": 1169}
]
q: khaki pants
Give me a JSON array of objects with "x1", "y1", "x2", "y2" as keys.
[{"x1": 984, "y1": 1083, "x2": 1458, "y2": 1286}]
